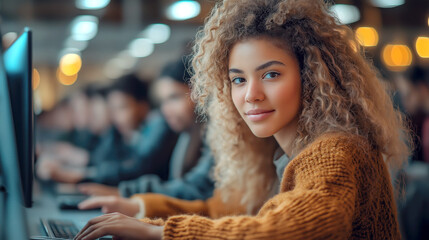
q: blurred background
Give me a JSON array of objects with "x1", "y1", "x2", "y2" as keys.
[
  {"x1": 0, "y1": 0, "x2": 427, "y2": 111},
  {"x1": 0, "y1": 0, "x2": 428, "y2": 239},
  {"x1": 0, "y1": 0, "x2": 427, "y2": 112},
  {"x1": 1, "y1": 0, "x2": 217, "y2": 112}
]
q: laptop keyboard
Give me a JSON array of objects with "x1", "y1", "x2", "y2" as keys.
[{"x1": 41, "y1": 219, "x2": 79, "y2": 239}]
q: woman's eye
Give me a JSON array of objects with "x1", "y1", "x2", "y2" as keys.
[
  {"x1": 231, "y1": 77, "x2": 246, "y2": 84},
  {"x1": 264, "y1": 72, "x2": 280, "y2": 79}
]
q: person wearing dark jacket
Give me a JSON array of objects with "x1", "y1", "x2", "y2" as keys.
[
  {"x1": 78, "y1": 58, "x2": 215, "y2": 205},
  {"x1": 39, "y1": 74, "x2": 178, "y2": 185}
]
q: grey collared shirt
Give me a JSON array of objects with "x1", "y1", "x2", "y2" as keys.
[{"x1": 273, "y1": 147, "x2": 292, "y2": 185}]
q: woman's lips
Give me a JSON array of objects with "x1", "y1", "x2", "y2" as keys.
[{"x1": 245, "y1": 109, "x2": 275, "y2": 122}]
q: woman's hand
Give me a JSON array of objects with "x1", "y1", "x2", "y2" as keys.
[
  {"x1": 78, "y1": 183, "x2": 120, "y2": 197},
  {"x1": 78, "y1": 196, "x2": 140, "y2": 217},
  {"x1": 74, "y1": 213, "x2": 163, "y2": 240}
]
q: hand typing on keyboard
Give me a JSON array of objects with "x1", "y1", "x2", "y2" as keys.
[{"x1": 73, "y1": 213, "x2": 163, "y2": 240}]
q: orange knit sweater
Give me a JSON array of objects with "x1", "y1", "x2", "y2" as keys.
[{"x1": 132, "y1": 133, "x2": 401, "y2": 239}]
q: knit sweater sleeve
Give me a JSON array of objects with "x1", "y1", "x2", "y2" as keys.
[
  {"x1": 131, "y1": 189, "x2": 246, "y2": 219},
  {"x1": 162, "y1": 136, "x2": 360, "y2": 240}
]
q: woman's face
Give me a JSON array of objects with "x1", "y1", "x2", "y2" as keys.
[{"x1": 229, "y1": 38, "x2": 302, "y2": 138}]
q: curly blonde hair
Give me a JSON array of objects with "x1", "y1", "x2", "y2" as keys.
[{"x1": 190, "y1": 0, "x2": 412, "y2": 213}]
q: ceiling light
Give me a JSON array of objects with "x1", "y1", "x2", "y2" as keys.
[
  {"x1": 71, "y1": 15, "x2": 98, "y2": 41},
  {"x1": 166, "y1": 1, "x2": 201, "y2": 21},
  {"x1": 57, "y1": 68, "x2": 78, "y2": 86},
  {"x1": 141, "y1": 24, "x2": 171, "y2": 44},
  {"x1": 370, "y1": 0, "x2": 405, "y2": 8},
  {"x1": 382, "y1": 44, "x2": 412, "y2": 71},
  {"x1": 59, "y1": 53, "x2": 82, "y2": 76},
  {"x1": 355, "y1": 27, "x2": 379, "y2": 47},
  {"x1": 330, "y1": 4, "x2": 361, "y2": 25},
  {"x1": 76, "y1": 0, "x2": 110, "y2": 10},
  {"x1": 416, "y1": 37, "x2": 429, "y2": 58},
  {"x1": 128, "y1": 38, "x2": 154, "y2": 58}
]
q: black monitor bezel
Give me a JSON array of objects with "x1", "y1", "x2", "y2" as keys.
[{"x1": 3, "y1": 27, "x2": 34, "y2": 208}]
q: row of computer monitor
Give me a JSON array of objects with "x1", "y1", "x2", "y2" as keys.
[{"x1": 0, "y1": 27, "x2": 34, "y2": 239}]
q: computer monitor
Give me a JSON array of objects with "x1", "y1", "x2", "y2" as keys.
[
  {"x1": 0, "y1": 32, "x2": 30, "y2": 240},
  {"x1": 3, "y1": 28, "x2": 34, "y2": 208}
]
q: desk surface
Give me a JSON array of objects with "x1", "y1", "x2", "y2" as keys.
[{"x1": 25, "y1": 181, "x2": 103, "y2": 237}]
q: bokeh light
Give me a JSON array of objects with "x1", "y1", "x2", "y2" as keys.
[
  {"x1": 128, "y1": 38, "x2": 154, "y2": 58},
  {"x1": 141, "y1": 24, "x2": 171, "y2": 44},
  {"x1": 382, "y1": 44, "x2": 413, "y2": 71},
  {"x1": 415, "y1": 37, "x2": 429, "y2": 58},
  {"x1": 166, "y1": 1, "x2": 201, "y2": 21},
  {"x1": 330, "y1": 4, "x2": 361, "y2": 25},
  {"x1": 370, "y1": 0, "x2": 405, "y2": 8},
  {"x1": 32, "y1": 68, "x2": 40, "y2": 90},
  {"x1": 76, "y1": 0, "x2": 110, "y2": 10},
  {"x1": 355, "y1": 27, "x2": 379, "y2": 47},
  {"x1": 57, "y1": 68, "x2": 78, "y2": 86},
  {"x1": 59, "y1": 53, "x2": 82, "y2": 76},
  {"x1": 71, "y1": 15, "x2": 98, "y2": 41}
]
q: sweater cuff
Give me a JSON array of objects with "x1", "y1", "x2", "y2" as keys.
[
  {"x1": 130, "y1": 197, "x2": 146, "y2": 219},
  {"x1": 131, "y1": 193, "x2": 164, "y2": 218}
]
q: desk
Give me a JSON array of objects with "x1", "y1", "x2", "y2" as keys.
[{"x1": 25, "y1": 181, "x2": 103, "y2": 237}]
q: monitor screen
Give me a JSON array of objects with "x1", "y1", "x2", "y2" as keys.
[
  {"x1": 3, "y1": 28, "x2": 34, "y2": 208},
  {"x1": 0, "y1": 30, "x2": 30, "y2": 239}
]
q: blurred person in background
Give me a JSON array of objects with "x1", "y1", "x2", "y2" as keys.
[
  {"x1": 87, "y1": 85, "x2": 111, "y2": 138},
  {"x1": 39, "y1": 89, "x2": 99, "y2": 162},
  {"x1": 67, "y1": 89, "x2": 99, "y2": 150},
  {"x1": 37, "y1": 74, "x2": 178, "y2": 185},
  {"x1": 77, "y1": 58, "x2": 215, "y2": 215},
  {"x1": 406, "y1": 66, "x2": 429, "y2": 164},
  {"x1": 36, "y1": 97, "x2": 74, "y2": 144},
  {"x1": 394, "y1": 66, "x2": 429, "y2": 163},
  {"x1": 36, "y1": 89, "x2": 99, "y2": 177},
  {"x1": 37, "y1": 85, "x2": 113, "y2": 171},
  {"x1": 394, "y1": 66, "x2": 429, "y2": 240}
]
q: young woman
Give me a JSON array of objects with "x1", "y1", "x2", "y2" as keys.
[{"x1": 74, "y1": 0, "x2": 411, "y2": 239}]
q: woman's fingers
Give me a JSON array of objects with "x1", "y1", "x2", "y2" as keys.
[
  {"x1": 78, "y1": 196, "x2": 115, "y2": 210},
  {"x1": 75, "y1": 213, "x2": 125, "y2": 240},
  {"x1": 74, "y1": 214, "x2": 114, "y2": 240},
  {"x1": 74, "y1": 213, "x2": 163, "y2": 240},
  {"x1": 76, "y1": 219, "x2": 121, "y2": 240}
]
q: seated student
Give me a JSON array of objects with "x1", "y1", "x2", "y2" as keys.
[
  {"x1": 87, "y1": 85, "x2": 112, "y2": 141},
  {"x1": 37, "y1": 88, "x2": 108, "y2": 180},
  {"x1": 36, "y1": 97, "x2": 73, "y2": 144},
  {"x1": 39, "y1": 75, "x2": 178, "y2": 185},
  {"x1": 55, "y1": 89, "x2": 99, "y2": 151},
  {"x1": 77, "y1": 58, "x2": 215, "y2": 205},
  {"x1": 38, "y1": 86, "x2": 112, "y2": 170},
  {"x1": 74, "y1": 0, "x2": 412, "y2": 239}
]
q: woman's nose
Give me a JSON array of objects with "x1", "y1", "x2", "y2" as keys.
[{"x1": 245, "y1": 79, "x2": 265, "y2": 103}]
